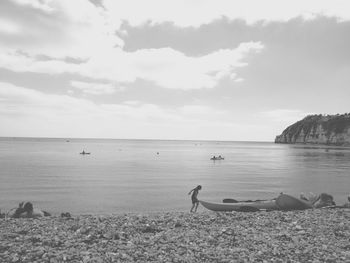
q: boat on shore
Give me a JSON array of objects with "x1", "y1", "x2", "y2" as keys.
[
  {"x1": 199, "y1": 199, "x2": 279, "y2": 212},
  {"x1": 276, "y1": 193, "x2": 313, "y2": 210},
  {"x1": 200, "y1": 194, "x2": 314, "y2": 212}
]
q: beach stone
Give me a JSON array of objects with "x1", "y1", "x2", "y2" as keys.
[
  {"x1": 1, "y1": 210, "x2": 350, "y2": 262},
  {"x1": 142, "y1": 225, "x2": 161, "y2": 233},
  {"x1": 175, "y1": 222, "x2": 182, "y2": 227}
]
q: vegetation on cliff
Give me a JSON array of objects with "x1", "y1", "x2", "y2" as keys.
[{"x1": 275, "y1": 113, "x2": 350, "y2": 145}]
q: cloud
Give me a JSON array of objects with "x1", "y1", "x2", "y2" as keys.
[
  {"x1": 0, "y1": 42, "x2": 263, "y2": 90},
  {"x1": 0, "y1": 18, "x2": 21, "y2": 35},
  {"x1": 104, "y1": 0, "x2": 350, "y2": 27},
  {"x1": 0, "y1": 0, "x2": 123, "y2": 58},
  {"x1": 71, "y1": 81, "x2": 118, "y2": 95},
  {"x1": 2, "y1": 0, "x2": 350, "y2": 60},
  {"x1": 0, "y1": 82, "x2": 97, "y2": 117},
  {"x1": 0, "y1": 82, "x2": 258, "y2": 140},
  {"x1": 123, "y1": 100, "x2": 141, "y2": 106},
  {"x1": 1, "y1": 0, "x2": 347, "y2": 92},
  {"x1": 12, "y1": 0, "x2": 54, "y2": 12},
  {"x1": 1, "y1": 0, "x2": 350, "y2": 141},
  {"x1": 119, "y1": 15, "x2": 350, "y2": 57},
  {"x1": 0, "y1": 0, "x2": 265, "y2": 91}
]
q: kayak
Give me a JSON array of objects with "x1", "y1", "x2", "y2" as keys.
[
  {"x1": 199, "y1": 199, "x2": 279, "y2": 212},
  {"x1": 210, "y1": 157, "x2": 224, "y2": 160},
  {"x1": 200, "y1": 194, "x2": 315, "y2": 212},
  {"x1": 275, "y1": 194, "x2": 313, "y2": 210}
]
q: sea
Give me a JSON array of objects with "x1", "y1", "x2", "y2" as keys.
[{"x1": 0, "y1": 137, "x2": 349, "y2": 215}]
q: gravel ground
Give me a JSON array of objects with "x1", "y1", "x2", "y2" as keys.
[{"x1": 0, "y1": 208, "x2": 349, "y2": 262}]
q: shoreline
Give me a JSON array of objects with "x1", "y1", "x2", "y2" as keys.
[{"x1": 1, "y1": 209, "x2": 349, "y2": 262}]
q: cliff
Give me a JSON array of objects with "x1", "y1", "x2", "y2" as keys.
[{"x1": 275, "y1": 114, "x2": 350, "y2": 146}]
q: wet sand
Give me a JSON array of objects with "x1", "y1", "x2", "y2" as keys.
[{"x1": 0, "y1": 208, "x2": 349, "y2": 262}]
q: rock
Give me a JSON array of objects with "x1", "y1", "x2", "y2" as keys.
[
  {"x1": 60, "y1": 212, "x2": 71, "y2": 218},
  {"x1": 275, "y1": 113, "x2": 350, "y2": 146},
  {"x1": 141, "y1": 225, "x2": 161, "y2": 233},
  {"x1": 0, "y1": 210, "x2": 349, "y2": 262}
]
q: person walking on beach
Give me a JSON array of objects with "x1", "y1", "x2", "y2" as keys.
[{"x1": 188, "y1": 185, "x2": 202, "y2": 212}]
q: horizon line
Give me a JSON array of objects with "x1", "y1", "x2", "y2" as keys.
[{"x1": 0, "y1": 136, "x2": 273, "y2": 143}]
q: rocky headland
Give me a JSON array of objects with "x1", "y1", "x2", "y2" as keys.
[{"x1": 275, "y1": 113, "x2": 350, "y2": 146}]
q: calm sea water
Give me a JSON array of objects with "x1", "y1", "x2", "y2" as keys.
[{"x1": 0, "y1": 138, "x2": 349, "y2": 214}]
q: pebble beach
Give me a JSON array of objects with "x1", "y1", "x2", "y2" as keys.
[{"x1": 1, "y1": 208, "x2": 350, "y2": 262}]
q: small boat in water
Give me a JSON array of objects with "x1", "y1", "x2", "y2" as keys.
[
  {"x1": 80, "y1": 150, "x2": 91, "y2": 155},
  {"x1": 210, "y1": 155, "x2": 224, "y2": 160}
]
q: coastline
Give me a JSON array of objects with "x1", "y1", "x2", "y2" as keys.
[
  {"x1": 274, "y1": 141, "x2": 350, "y2": 148},
  {"x1": 1, "y1": 209, "x2": 349, "y2": 262}
]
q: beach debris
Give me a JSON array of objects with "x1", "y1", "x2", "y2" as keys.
[
  {"x1": 9, "y1": 202, "x2": 50, "y2": 218},
  {"x1": 60, "y1": 212, "x2": 72, "y2": 218}
]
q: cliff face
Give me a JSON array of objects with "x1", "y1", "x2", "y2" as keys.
[{"x1": 275, "y1": 114, "x2": 350, "y2": 146}]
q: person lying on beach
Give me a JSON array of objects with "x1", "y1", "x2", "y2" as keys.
[
  {"x1": 188, "y1": 185, "x2": 202, "y2": 212},
  {"x1": 11, "y1": 202, "x2": 51, "y2": 218}
]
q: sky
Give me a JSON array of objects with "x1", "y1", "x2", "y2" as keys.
[{"x1": 0, "y1": 0, "x2": 350, "y2": 141}]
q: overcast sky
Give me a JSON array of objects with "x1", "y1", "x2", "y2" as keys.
[{"x1": 0, "y1": 0, "x2": 349, "y2": 141}]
